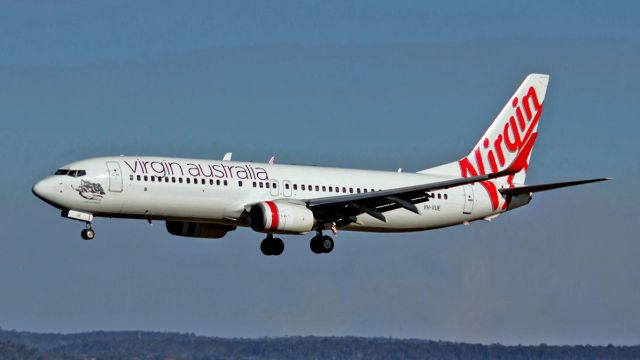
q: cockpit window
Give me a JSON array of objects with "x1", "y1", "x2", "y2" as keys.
[{"x1": 57, "y1": 169, "x2": 87, "y2": 177}]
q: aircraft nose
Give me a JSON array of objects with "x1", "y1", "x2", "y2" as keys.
[{"x1": 32, "y1": 178, "x2": 53, "y2": 201}]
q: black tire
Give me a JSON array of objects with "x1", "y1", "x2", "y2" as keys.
[
  {"x1": 81, "y1": 229, "x2": 94, "y2": 240},
  {"x1": 260, "y1": 239, "x2": 272, "y2": 256},
  {"x1": 310, "y1": 236, "x2": 323, "y2": 254},
  {"x1": 321, "y1": 235, "x2": 334, "y2": 253},
  {"x1": 272, "y1": 238, "x2": 284, "y2": 256}
]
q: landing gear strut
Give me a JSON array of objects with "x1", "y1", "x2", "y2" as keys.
[
  {"x1": 80, "y1": 222, "x2": 95, "y2": 240},
  {"x1": 260, "y1": 234, "x2": 284, "y2": 256},
  {"x1": 310, "y1": 231, "x2": 334, "y2": 254}
]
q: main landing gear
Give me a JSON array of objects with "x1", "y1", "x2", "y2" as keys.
[
  {"x1": 80, "y1": 222, "x2": 95, "y2": 240},
  {"x1": 310, "y1": 231, "x2": 334, "y2": 254},
  {"x1": 260, "y1": 234, "x2": 284, "y2": 256}
]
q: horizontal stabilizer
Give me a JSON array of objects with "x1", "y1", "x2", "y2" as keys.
[{"x1": 499, "y1": 178, "x2": 610, "y2": 196}]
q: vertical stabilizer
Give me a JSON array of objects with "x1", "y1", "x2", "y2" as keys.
[{"x1": 419, "y1": 73, "x2": 549, "y2": 210}]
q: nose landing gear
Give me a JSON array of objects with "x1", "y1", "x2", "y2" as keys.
[{"x1": 81, "y1": 223, "x2": 95, "y2": 240}]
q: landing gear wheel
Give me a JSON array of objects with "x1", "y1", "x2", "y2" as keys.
[
  {"x1": 81, "y1": 228, "x2": 95, "y2": 240},
  {"x1": 310, "y1": 236, "x2": 323, "y2": 254},
  {"x1": 260, "y1": 238, "x2": 273, "y2": 256},
  {"x1": 260, "y1": 235, "x2": 285, "y2": 256},
  {"x1": 320, "y1": 235, "x2": 334, "y2": 253},
  {"x1": 272, "y1": 238, "x2": 284, "y2": 256}
]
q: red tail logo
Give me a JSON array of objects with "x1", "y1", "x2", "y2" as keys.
[{"x1": 458, "y1": 86, "x2": 544, "y2": 210}]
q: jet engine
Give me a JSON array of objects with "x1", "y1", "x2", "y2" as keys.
[
  {"x1": 165, "y1": 221, "x2": 236, "y2": 239},
  {"x1": 249, "y1": 201, "x2": 315, "y2": 234}
]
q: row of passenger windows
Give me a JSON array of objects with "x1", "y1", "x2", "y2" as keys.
[
  {"x1": 128, "y1": 174, "x2": 449, "y2": 199},
  {"x1": 130, "y1": 174, "x2": 229, "y2": 186}
]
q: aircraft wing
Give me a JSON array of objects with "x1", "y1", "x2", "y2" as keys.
[
  {"x1": 306, "y1": 172, "x2": 503, "y2": 226},
  {"x1": 299, "y1": 134, "x2": 547, "y2": 227}
]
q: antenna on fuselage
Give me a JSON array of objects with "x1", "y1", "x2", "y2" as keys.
[
  {"x1": 268, "y1": 156, "x2": 275, "y2": 165},
  {"x1": 222, "y1": 152, "x2": 232, "y2": 161}
]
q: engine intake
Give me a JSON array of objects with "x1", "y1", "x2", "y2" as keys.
[
  {"x1": 249, "y1": 201, "x2": 315, "y2": 234},
  {"x1": 165, "y1": 221, "x2": 236, "y2": 239}
]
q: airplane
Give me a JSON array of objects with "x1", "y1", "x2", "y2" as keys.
[{"x1": 32, "y1": 74, "x2": 608, "y2": 256}]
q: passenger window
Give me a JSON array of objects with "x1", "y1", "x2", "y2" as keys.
[
  {"x1": 259, "y1": 182, "x2": 264, "y2": 188},
  {"x1": 129, "y1": 175, "x2": 134, "y2": 181},
  {"x1": 253, "y1": 181, "x2": 257, "y2": 188},
  {"x1": 315, "y1": 185, "x2": 319, "y2": 191},
  {"x1": 273, "y1": 182, "x2": 277, "y2": 189},
  {"x1": 194, "y1": 179, "x2": 199, "y2": 185},
  {"x1": 144, "y1": 175, "x2": 148, "y2": 181},
  {"x1": 172, "y1": 177, "x2": 176, "y2": 183},
  {"x1": 137, "y1": 175, "x2": 141, "y2": 181},
  {"x1": 293, "y1": 184, "x2": 298, "y2": 190},
  {"x1": 301, "y1": 184, "x2": 305, "y2": 190},
  {"x1": 329, "y1": 186, "x2": 333, "y2": 192},
  {"x1": 266, "y1": 182, "x2": 270, "y2": 189},
  {"x1": 186, "y1": 178, "x2": 190, "y2": 184},
  {"x1": 349, "y1": 188, "x2": 353, "y2": 193},
  {"x1": 152, "y1": 176, "x2": 157, "y2": 182},
  {"x1": 238, "y1": 181, "x2": 243, "y2": 187},
  {"x1": 437, "y1": 193, "x2": 441, "y2": 199},
  {"x1": 223, "y1": 180, "x2": 228, "y2": 186},
  {"x1": 200, "y1": 179, "x2": 204, "y2": 185},
  {"x1": 342, "y1": 187, "x2": 347, "y2": 193},
  {"x1": 179, "y1": 178, "x2": 183, "y2": 183},
  {"x1": 322, "y1": 186, "x2": 326, "y2": 192},
  {"x1": 357, "y1": 188, "x2": 361, "y2": 193},
  {"x1": 216, "y1": 179, "x2": 221, "y2": 186},
  {"x1": 209, "y1": 179, "x2": 213, "y2": 185},
  {"x1": 363, "y1": 189, "x2": 368, "y2": 193},
  {"x1": 444, "y1": 194, "x2": 448, "y2": 200},
  {"x1": 285, "y1": 183, "x2": 290, "y2": 190}
]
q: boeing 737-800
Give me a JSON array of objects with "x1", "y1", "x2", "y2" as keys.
[{"x1": 32, "y1": 74, "x2": 608, "y2": 255}]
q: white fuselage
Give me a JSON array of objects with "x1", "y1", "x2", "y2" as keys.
[{"x1": 33, "y1": 156, "x2": 503, "y2": 234}]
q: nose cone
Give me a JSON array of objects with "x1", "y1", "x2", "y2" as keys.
[{"x1": 32, "y1": 178, "x2": 55, "y2": 203}]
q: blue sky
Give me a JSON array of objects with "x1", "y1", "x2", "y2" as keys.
[{"x1": 0, "y1": 1, "x2": 638, "y2": 345}]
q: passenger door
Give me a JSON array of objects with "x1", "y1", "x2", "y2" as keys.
[
  {"x1": 106, "y1": 161, "x2": 123, "y2": 192},
  {"x1": 462, "y1": 185, "x2": 474, "y2": 214}
]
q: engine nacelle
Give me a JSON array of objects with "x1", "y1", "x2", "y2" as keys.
[
  {"x1": 165, "y1": 221, "x2": 236, "y2": 239},
  {"x1": 249, "y1": 201, "x2": 315, "y2": 234}
]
